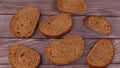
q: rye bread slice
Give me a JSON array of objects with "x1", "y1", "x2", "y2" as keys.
[
  {"x1": 86, "y1": 39, "x2": 115, "y2": 68},
  {"x1": 84, "y1": 16, "x2": 112, "y2": 35},
  {"x1": 8, "y1": 45, "x2": 40, "y2": 68},
  {"x1": 39, "y1": 13, "x2": 73, "y2": 38},
  {"x1": 10, "y1": 7, "x2": 40, "y2": 38},
  {"x1": 46, "y1": 35, "x2": 84, "y2": 65},
  {"x1": 57, "y1": 0, "x2": 87, "y2": 14}
]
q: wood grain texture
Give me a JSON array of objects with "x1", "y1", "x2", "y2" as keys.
[
  {"x1": 0, "y1": 15, "x2": 120, "y2": 38},
  {"x1": 0, "y1": 0, "x2": 119, "y2": 16},
  {"x1": 0, "y1": 0, "x2": 120, "y2": 68},
  {"x1": 0, "y1": 39, "x2": 119, "y2": 65}
]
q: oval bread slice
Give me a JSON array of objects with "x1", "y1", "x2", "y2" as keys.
[
  {"x1": 46, "y1": 35, "x2": 84, "y2": 65},
  {"x1": 8, "y1": 45, "x2": 40, "y2": 68},
  {"x1": 86, "y1": 39, "x2": 115, "y2": 68},
  {"x1": 57, "y1": 0, "x2": 87, "y2": 14},
  {"x1": 39, "y1": 13, "x2": 73, "y2": 38},
  {"x1": 84, "y1": 16, "x2": 112, "y2": 35},
  {"x1": 10, "y1": 7, "x2": 40, "y2": 38}
]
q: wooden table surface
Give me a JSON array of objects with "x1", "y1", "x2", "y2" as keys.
[{"x1": 0, "y1": 0, "x2": 120, "y2": 68}]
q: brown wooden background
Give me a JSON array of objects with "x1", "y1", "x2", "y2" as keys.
[{"x1": 0, "y1": 0, "x2": 120, "y2": 68}]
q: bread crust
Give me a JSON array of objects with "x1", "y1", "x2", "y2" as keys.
[
  {"x1": 46, "y1": 35, "x2": 84, "y2": 65},
  {"x1": 8, "y1": 45, "x2": 40, "y2": 68},
  {"x1": 39, "y1": 13, "x2": 73, "y2": 38},
  {"x1": 57, "y1": 0, "x2": 87, "y2": 14},
  {"x1": 86, "y1": 39, "x2": 115, "y2": 68},
  {"x1": 84, "y1": 16, "x2": 112, "y2": 35},
  {"x1": 10, "y1": 7, "x2": 40, "y2": 38}
]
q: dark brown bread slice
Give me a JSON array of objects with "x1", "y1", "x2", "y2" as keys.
[
  {"x1": 10, "y1": 7, "x2": 40, "y2": 38},
  {"x1": 86, "y1": 39, "x2": 115, "y2": 68},
  {"x1": 57, "y1": 0, "x2": 87, "y2": 14},
  {"x1": 84, "y1": 16, "x2": 112, "y2": 35},
  {"x1": 39, "y1": 13, "x2": 73, "y2": 38},
  {"x1": 46, "y1": 35, "x2": 84, "y2": 65},
  {"x1": 8, "y1": 45, "x2": 40, "y2": 68}
]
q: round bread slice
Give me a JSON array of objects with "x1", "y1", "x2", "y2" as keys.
[
  {"x1": 10, "y1": 7, "x2": 40, "y2": 38},
  {"x1": 46, "y1": 35, "x2": 84, "y2": 65},
  {"x1": 84, "y1": 16, "x2": 112, "y2": 35},
  {"x1": 57, "y1": 0, "x2": 87, "y2": 14},
  {"x1": 8, "y1": 45, "x2": 40, "y2": 68},
  {"x1": 86, "y1": 39, "x2": 115, "y2": 68},
  {"x1": 39, "y1": 13, "x2": 73, "y2": 38}
]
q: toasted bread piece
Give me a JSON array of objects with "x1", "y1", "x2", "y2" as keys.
[
  {"x1": 57, "y1": 0, "x2": 87, "y2": 14},
  {"x1": 86, "y1": 39, "x2": 115, "y2": 68},
  {"x1": 46, "y1": 35, "x2": 84, "y2": 65},
  {"x1": 8, "y1": 45, "x2": 40, "y2": 68},
  {"x1": 10, "y1": 7, "x2": 40, "y2": 38},
  {"x1": 39, "y1": 13, "x2": 73, "y2": 38},
  {"x1": 84, "y1": 16, "x2": 112, "y2": 35}
]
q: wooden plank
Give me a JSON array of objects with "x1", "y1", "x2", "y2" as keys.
[
  {"x1": 0, "y1": 38, "x2": 119, "y2": 65},
  {"x1": 0, "y1": 64, "x2": 120, "y2": 68},
  {"x1": 0, "y1": 0, "x2": 120, "y2": 16},
  {"x1": 0, "y1": 15, "x2": 120, "y2": 38}
]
